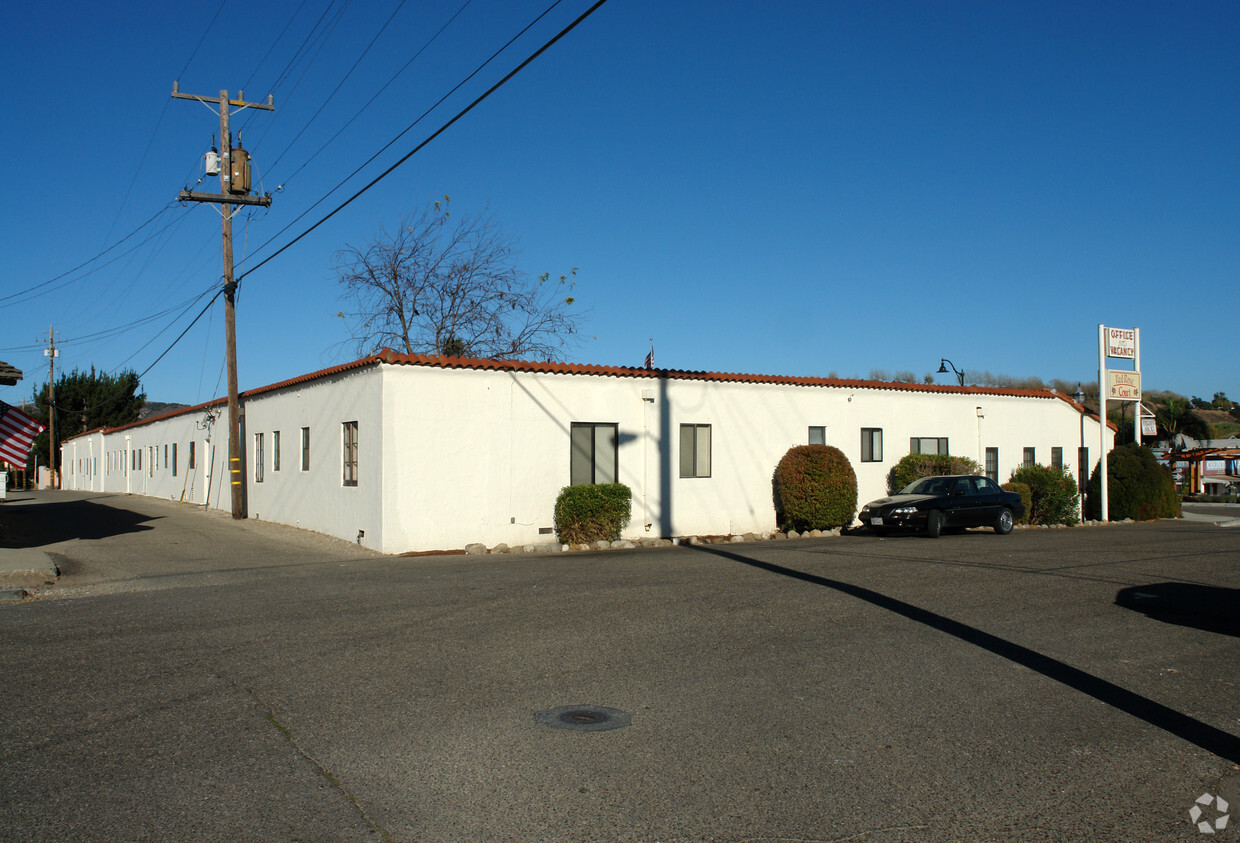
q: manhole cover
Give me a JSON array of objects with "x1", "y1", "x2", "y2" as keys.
[{"x1": 535, "y1": 705, "x2": 631, "y2": 732}]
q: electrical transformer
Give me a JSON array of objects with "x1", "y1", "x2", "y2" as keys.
[{"x1": 229, "y1": 145, "x2": 251, "y2": 195}]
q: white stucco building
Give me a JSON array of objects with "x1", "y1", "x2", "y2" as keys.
[{"x1": 60, "y1": 351, "x2": 1114, "y2": 552}]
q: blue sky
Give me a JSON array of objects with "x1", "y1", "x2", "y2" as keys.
[{"x1": 2, "y1": 0, "x2": 1236, "y2": 407}]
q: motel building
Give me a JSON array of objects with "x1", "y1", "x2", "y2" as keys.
[{"x1": 60, "y1": 350, "x2": 1115, "y2": 553}]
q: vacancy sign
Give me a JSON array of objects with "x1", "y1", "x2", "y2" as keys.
[{"x1": 1106, "y1": 327, "x2": 1136, "y2": 359}]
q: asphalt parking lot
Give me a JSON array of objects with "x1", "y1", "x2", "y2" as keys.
[{"x1": 1, "y1": 491, "x2": 1238, "y2": 841}]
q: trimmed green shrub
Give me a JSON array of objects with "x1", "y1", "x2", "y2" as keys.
[
  {"x1": 773, "y1": 445, "x2": 858, "y2": 531},
  {"x1": 888, "y1": 453, "x2": 982, "y2": 494},
  {"x1": 554, "y1": 484, "x2": 632, "y2": 544},
  {"x1": 1009, "y1": 464, "x2": 1079, "y2": 526},
  {"x1": 1085, "y1": 443, "x2": 1181, "y2": 521},
  {"x1": 1001, "y1": 481, "x2": 1032, "y2": 525}
]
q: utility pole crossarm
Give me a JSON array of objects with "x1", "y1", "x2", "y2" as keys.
[
  {"x1": 178, "y1": 190, "x2": 272, "y2": 207},
  {"x1": 170, "y1": 82, "x2": 274, "y2": 111}
]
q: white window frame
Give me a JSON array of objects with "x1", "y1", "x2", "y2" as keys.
[
  {"x1": 342, "y1": 421, "x2": 358, "y2": 487},
  {"x1": 861, "y1": 428, "x2": 883, "y2": 462},
  {"x1": 679, "y1": 423, "x2": 712, "y2": 478},
  {"x1": 570, "y1": 422, "x2": 618, "y2": 485}
]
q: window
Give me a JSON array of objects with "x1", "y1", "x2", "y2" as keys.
[
  {"x1": 985, "y1": 447, "x2": 999, "y2": 482},
  {"x1": 254, "y1": 433, "x2": 265, "y2": 483},
  {"x1": 808, "y1": 426, "x2": 826, "y2": 446},
  {"x1": 1051, "y1": 447, "x2": 1063, "y2": 471},
  {"x1": 172, "y1": 443, "x2": 177, "y2": 477},
  {"x1": 1023, "y1": 447, "x2": 1036, "y2": 468},
  {"x1": 1078, "y1": 446, "x2": 1089, "y2": 492},
  {"x1": 164, "y1": 444, "x2": 168, "y2": 469},
  {"x1": 976, "y1": 477, "x2": 1001, "y2": 495},
  {"x1": 570, "y1": 422, "x2": 618, "y2": 485},
  {"x1": 680, "y1": 424, "x2": 711, "y2": 478},
  {"x1": 342, "y1": 421, "x2": 358, "y2": 486},
  {"x1": 910, "y1": 437, "x2": 949, "y2": 455},
  {"x1": 149, "y1": 447, "x2": 154, "y2": 476},
  {"x1": 861, "y1": 428, "x2": 883, "y2": 462},
  {"x1": 301, "y1": 427, "x2": 310, "y2": 471},
  {"x1": 272, "y1": 431, "x2": 281, "y2": 472},
  {"x1": 189, "y1": 441, "x2": 196, "y2": 470}
]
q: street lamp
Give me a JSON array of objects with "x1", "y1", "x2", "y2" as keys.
[{"x1": 937, "y1": 358, "x2": 965, "y2": 387}]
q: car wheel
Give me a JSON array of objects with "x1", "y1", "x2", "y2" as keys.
[
  {"x1": 926, "y1": 510, "x2": 943, "y2": 538},
  {"x1": 995, "y1": 508, "x2": 1014, "y2": 535}
]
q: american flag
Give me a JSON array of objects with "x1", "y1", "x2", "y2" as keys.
[
  {"x1": 643, "y1": 340, "x2": 654, "y2": 370},
  {"x1": 0, "y1": 400, "x2": 45, "y2": 467}
]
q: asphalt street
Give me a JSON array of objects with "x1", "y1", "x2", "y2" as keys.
[{"x1": 1, "y1": 491, "x2": 1238, "y2": 842}]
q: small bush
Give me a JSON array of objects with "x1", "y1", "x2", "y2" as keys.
[
  {"x1": 774, "y1": 445, "x2": 858, "y2": 531},
  {"x1": 1009, "y1": 464, "x2": 1079, "y2": 526},
  {"x1": 888, "y1": 453, "x2": 982, "y2": 493},
  {"x1": 1001, "y1": 481, "x2": 1032, "y2": 524},
  {"x1": 554, "y1": 484, "x2": 632, "y2": 544},
  {"x1": 1085, "y1": 443, "x2": 1181, "y2": 521}
]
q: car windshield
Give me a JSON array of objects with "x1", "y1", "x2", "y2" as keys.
[{"x1": 900, "y1": 477, "x2": 955, "y2": 496}]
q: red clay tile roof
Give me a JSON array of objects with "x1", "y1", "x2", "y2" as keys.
[{"x1": 63, "y1": 349, "x2": 1112, "y2": 439}]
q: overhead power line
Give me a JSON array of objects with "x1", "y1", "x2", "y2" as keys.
[
  {"x1": 267, "y1": 0, "x2": 476, "y2": 192},
  {"x1": 239, "y1": 0, "x2": 608, "y2": 283},
  {"x1": 0, "y1": 204, "x2": 187, "y2": 308}
]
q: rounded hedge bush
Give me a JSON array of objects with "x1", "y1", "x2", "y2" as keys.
[
  {"x1": 1001, "y1": 481, "x2": 1032, "y2": 525},
  {"x1": 554, "y1": 483, "x2": 632, "y2": 544},
  {"x1": 1009, "y1": 464, "x2": 1079, "y2": 526},
  {"x1": 774, "y1": 445, "x2": 857, "y2": 531},
  {"x1": 1085, "y1": 443, "x2": 1181, "y2": 521},
  {"x1": 888, "y1": 453, "x2": 982, "y2": 494}
]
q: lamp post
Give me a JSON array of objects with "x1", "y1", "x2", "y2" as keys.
[
  {"x1": 1074, "y1": 384, "x2": 1086, "y2": 518},
  {"x1": 937, "y1": 358, "x2": 965, "y2": 387}
]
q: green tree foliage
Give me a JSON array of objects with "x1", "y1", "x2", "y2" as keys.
[
  {"x1": 773, "y1": 445, "x2": 858, "y2": 531},
  {"x1": 1009, "y1": 464, "x2": 1079, "y2": 526},
  {"x1": 887, "y1": 453, "x2": 982, "y2": 494},
  {"x1": 554, "y1": 484, "x2": 631, "y2": 545},
  {"x1": 1085, "y1": 443, "x2": 1181, "y2": 521},
  {"x1": 1001, "y1": 481, "x2": 1032, "y2": 524},
  {"x1": 1153, "y1": 398, "x2": 1210, "y2": 448},
  {"x1": 27, "y1": 367, "x2": 145, "y2": 471}
]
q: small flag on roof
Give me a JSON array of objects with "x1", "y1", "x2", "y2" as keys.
[
  {"x1": 0, "y1": 400, "x2": 45, "y2": 467},
  {"x1": 643, "y1": 339, "x2": 654, "y2": 370}
]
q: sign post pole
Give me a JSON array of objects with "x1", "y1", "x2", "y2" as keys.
[
  {"x1": 1133, "y1": 328, "x2": 1141, "y2": 444},
  {"x1": 1099, "y1": 325, "x2": 1108, "y2": 522}
]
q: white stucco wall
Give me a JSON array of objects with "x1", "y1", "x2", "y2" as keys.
[
  {"x1": 241, "y1": 366, "x2": 383, "y2": 548},
  {"x1": 378, "y1": 363, "x2": 1114, "y2": 551},
  {"x1": 61, "y1": 357, "x2": 1113, "y2": 554},
  {"x1": 59, "y1": 365, "x2": 383, "y2": 550},
  {"x1": 61, "y1": 410, "x2": 223, "y2": 505}
]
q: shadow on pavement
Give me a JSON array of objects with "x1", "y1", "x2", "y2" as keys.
[
  {"x1": 1115, "y1": 583, "x2": 1240, "y2": 639},
  {"x1": 0, "y1": 496, "x2": 157, "y2": 549},
  {"x1": 689, "y1": 542, "x2": 1240, "y2": 765}
]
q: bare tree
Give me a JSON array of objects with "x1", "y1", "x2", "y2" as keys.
[{"x1": 334, "y1": 197, "x2": 583, "y2": 359}]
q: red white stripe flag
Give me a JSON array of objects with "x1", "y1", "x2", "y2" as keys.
[{"x1": 0, "y1": 400, "x2": 45, "y2": 467}]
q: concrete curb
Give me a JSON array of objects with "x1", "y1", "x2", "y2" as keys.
[{"x1": 0, "y1": 548, "x2": 60, "y2": 581}]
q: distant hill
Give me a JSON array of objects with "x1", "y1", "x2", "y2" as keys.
[{"x1": 138, "y1": 401, "x2": 189, "y2": 421}]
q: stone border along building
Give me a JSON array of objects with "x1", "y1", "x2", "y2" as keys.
[{"x1": 60, "y1": 350, "x2": 1115, "y2": 553}]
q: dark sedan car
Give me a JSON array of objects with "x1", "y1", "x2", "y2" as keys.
[{"x1": 858, "y1": 474, "x2": 1024, "y2": 537}]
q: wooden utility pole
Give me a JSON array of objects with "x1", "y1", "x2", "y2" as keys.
[
  {"x1": 172, "y1": 83, "x2": 273, "y2": 519},
  {"x1": 44, "y1": 325, "x2": 58, "y2": 489}
]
